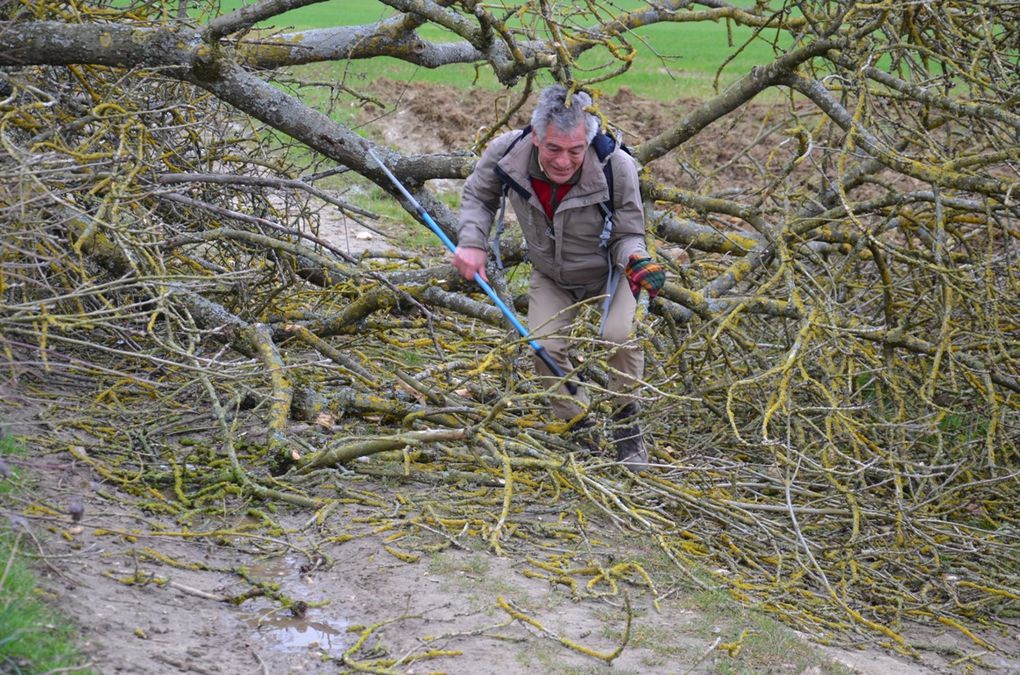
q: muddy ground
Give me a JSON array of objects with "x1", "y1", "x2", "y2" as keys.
[
  {"x1": 3, "y1": 80, "x2": 1018, "y2": 674},
  {"x1": 3, "y1": 389, "x2": 954, "y2": 675}
]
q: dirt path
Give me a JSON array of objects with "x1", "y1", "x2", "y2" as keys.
[
  {"x1": 4, "y1": 386, "x2": 1002, "y2": 675},
  {"x1": 10, "y1": 452, "x2": 922, "y2": 675}
]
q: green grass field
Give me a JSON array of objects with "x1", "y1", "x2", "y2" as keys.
[{"x1": 211, "y1": 0, "x2": 790, "y2": 99}]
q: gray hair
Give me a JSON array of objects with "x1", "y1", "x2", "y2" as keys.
[{"x1": 531, "y1": 85, "x2": 599, "y2": 143}]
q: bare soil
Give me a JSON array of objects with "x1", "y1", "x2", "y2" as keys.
[
  {"x1": 3, "y1": 395, "x2": 937, "y2": 675},
  {"x1": 8, "y1": 388, "x2": 1009, "y2": 675},
  {"x1": 3, "y1": 81, "x2": 1018, "y2": 675}
]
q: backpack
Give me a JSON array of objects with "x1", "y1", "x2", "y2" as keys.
[{"x1": 491, "y1": 125, "x2": 632, "y2": 269}]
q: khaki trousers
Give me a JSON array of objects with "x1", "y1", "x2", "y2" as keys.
[{"x1": 527, "y1": 269, "x2": 643, "y2": 420}]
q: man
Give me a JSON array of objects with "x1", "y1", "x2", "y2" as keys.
[{"x1": 453, "y1": 84, "x2": 665, "y2": 471}]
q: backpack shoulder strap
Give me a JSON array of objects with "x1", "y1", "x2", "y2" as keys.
[
  {"x1": 492, "y1": 126, "x2": 533, "y2": 268},
  {"x1": 591, "y1": 129, "x2": 635, "y2": 335},
  {"x1": 502, "y1": 125, "x2": 532, "y2": 158},
  {"x1": 591, "y1": 131, "x2": 615, "y2": 162},
  {"x1": 592, "y1": 130, "x2": 621, "y2": 250},
  {"x1": 493, "y1": 125, "x2": 532, "y2": 200}
]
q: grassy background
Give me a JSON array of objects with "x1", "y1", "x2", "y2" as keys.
[{"x1": 212, "y1": 0, "x2": 791, "y2": 100}]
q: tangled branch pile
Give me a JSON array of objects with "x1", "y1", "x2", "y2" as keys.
[{"x1": 0, "y1": 0, "x2": 1017, "y2": 664}]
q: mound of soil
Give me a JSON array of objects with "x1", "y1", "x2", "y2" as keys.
[{"x1": 355, "y1": 78, "x2": 715, "y2": 190}]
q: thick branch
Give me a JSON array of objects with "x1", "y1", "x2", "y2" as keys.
[
  {"x1": 0, "y1": 21, "x2": 195, "y2": 69},
  {"x1": 204, "y1": 0, "x2": 331, "y2": 42},
  {"x1": 296, "y1": 429, "x2": 468, "y2": 471}
]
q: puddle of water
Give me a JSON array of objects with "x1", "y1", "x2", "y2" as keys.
[
  {"x1": 247, "y1": 557, "x2": 293, "y2": 581},
  {"x1": 242, "y1": 555, "x2": 351, "y2": 653},
  {"x1": 246, "y1": 612, "x2": 350, "y2": 653}
]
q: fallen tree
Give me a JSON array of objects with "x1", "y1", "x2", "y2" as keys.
[{"x1": 0, "y1": 0, "x2": 1017, "y2": 664}]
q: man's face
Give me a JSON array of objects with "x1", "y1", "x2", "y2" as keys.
[{"x1": 533, "y1": 121, "x2": 589, "y2": 184}]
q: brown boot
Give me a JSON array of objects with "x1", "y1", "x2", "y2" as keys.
[{"x1": 611, "y1": 403, "x2": 648, "y2": 473}]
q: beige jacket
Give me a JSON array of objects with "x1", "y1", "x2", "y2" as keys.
[{"x1": 457, "y1": 129, "x2": 648, "y2": 294}]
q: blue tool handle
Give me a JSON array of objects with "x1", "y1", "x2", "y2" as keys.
[
  {"x1": 367, "y1": 148, "x2": 578, "y2": 395},
  {"x1": 470, "y1": 271, "x2": 577, "y2": 394},
  {"x1": 422, "y1": 210, "x2": 577, "y2": 395},
  {"x1": 533, "y1": 345, "x2": 577, "y2": 395}
]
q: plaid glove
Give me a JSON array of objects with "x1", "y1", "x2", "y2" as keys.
[{"x1": 625, "y1": 254, "x2": 666, "y2": 299}]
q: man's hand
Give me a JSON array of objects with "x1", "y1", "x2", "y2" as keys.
[
  {"x1": 452, "y1": 246, "x2": 488, "y2": 281},
  {"x1": 625, "y1": 254, "x2": 666, "y2": 299}
]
